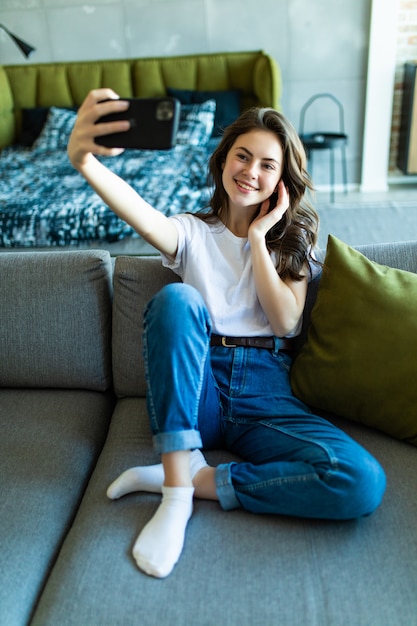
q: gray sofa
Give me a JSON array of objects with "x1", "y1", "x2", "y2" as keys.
[{"x1": 1, "y1": 243, "x2": 416, "y2": 626}]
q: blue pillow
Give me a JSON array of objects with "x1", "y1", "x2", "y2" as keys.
[
  {"x1": 168, "y1": 88, "x2": 241, "y2": 136},
  {"x1": 176, "y1": 100, "x2": 216, "y2": 146},
  {"x1": 32, "y1": 107, "x2": 77, "y2": 151}
]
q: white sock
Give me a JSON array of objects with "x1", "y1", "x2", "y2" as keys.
[
  {"x1": 133, "y1": 485, "x2": 194, "y2": 578},
  {"x1": 106, "y1": 449, "x2": 208, "y2": 499},
  {"x1": 106, "y1": 463, "x2": 164, "y2": 499},
  {"x1": 190, "y1": 448, "x2": 209, "y2": 480}
]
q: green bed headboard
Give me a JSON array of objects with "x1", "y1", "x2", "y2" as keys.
[{"x1": 0, "y1": 50, "x2": 281, "y2": 149}]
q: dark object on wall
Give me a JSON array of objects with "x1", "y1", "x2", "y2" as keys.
[
  {"x1": 397, "y1": 61, "x2": 417, "y2": 175},
  {"x1": 0, "y1": 23, "x2": 35, "y2": 58},
  {"x1": 299, "y1": 93, "x2": 348, "y2": 203}
]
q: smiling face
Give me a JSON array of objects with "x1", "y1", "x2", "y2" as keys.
[{"x1": 221, "y1": 129, "x2": 284, "y2": 217}]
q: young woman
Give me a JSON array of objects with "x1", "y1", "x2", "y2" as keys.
[{"x1": 68, "y1": 90, "x2": 386, "y2": 579}]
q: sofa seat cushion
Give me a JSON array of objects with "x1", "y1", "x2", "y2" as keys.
[
  {"x1": 291, "y1": 235, "x2": 417, "y2": 445},
  {"x1": 0, "y1": 388, "x2": 114, "y2": 626},
  {"x1": 31, "y1": 398, "x2": 417, "y2": 626}
]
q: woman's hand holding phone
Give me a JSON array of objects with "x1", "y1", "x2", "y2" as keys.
[
  {"x1": 68, "y1": 89, "x2": 130, "y2": 168},
  {"x1": 95, "y1": 97, "x2": 180, "y2": 150}
]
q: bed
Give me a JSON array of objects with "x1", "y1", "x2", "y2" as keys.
[{"x1": 0, "y1": 50, "x2": 280, "y2": 254}]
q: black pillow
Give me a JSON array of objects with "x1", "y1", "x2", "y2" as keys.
[
  {"x1": 167, "y1": 88, "x2": 241, "y2": 136},
  {"x1": 20, "y1": 108, "x2": 50, "y2": 146}
]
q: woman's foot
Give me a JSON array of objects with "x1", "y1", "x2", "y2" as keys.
[
  {"x1": 132, "y1": 485, "x2": 194, "y2": 578},
  {"x1": 107, "y1": 449, "x2": 209, "y2": 499}
]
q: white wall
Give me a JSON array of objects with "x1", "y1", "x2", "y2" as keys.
[{"x1": 0, "y1": 0, "x2": 372, "y2": 188}]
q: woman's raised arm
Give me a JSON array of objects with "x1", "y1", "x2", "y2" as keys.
[{"x1": 67, "y1": 88, "x2": 178, "y2": 256}]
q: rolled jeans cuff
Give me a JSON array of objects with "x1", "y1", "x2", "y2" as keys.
[
  {"x1": 153, "y1": 429, "x2": 203, "y2": 455},
  {"x1": 216, "y1": 463, "x2": 241, "y2": 511}
]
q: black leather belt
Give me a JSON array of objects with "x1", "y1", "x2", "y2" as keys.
[{"x1": 210, "y1": 334, "x2": 294, "y2": 351}]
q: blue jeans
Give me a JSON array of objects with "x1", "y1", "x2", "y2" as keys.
[{"x1": 143, "y1": 283, "x2": 386, "y2": 520}]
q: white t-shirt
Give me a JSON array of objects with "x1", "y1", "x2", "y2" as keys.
[{"x1": 161, "y1": 213, "x2": 318, "y2": 338}]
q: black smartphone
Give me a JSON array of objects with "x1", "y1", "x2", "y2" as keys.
[{"x1": 95, "y1": 97, "x2": 180, "y2": 150}]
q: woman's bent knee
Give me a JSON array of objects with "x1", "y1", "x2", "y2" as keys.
[
  {"x1": 150, "y1": 283, "x2": 204, "y2": 306},
  {"x1": 356, "y1": 454, "x2": 386, "y2": 517},
  {"x1": 337, "y1": 452, "x2": 386, "y2": 519},
  {"x1": 144, "y1": 283, "x2": 211, "y2": 337},
  {"x1": 145, "y1": 284, "x2": 207, "y2": 323}
]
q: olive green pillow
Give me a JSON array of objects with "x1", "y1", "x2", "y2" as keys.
[{"x1": 291, "y1": 235, "x2": 417, "y2": 446}]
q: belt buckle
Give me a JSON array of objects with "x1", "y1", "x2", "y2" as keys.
[{"x1": 221, "y1": 336, "x2": 237, "y2": 348}]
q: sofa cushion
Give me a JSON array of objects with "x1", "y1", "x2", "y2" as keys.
[
  {"x1": 0, "y1": 250, "x2": 113, "y2": 391},
  {"x1": 112, "y1": 256, "x2": 180, "y2": 397},
  {"x1": 0, "y1": 387, "x2": 114, "y2": 626},
  {"x1": 30, "y1": 398, "x2": 417, "y2": 626},
  {"x1": 291, "y1": 235, "x2": 417, "y2": 445}
]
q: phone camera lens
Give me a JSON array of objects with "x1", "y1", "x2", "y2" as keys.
[{"x1": 156, "y1": 101, "x2": 174, "y2": 121}]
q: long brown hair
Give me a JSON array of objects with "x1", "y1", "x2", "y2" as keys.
[{"x1": 198, "y1": 107, "x2": 320, "y2": 281}]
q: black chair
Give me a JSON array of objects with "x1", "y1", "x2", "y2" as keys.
[{"x1": 299, "y1": 93, "x2": 348, "y2": 202}]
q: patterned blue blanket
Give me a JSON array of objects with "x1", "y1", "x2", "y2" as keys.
[{"x1": 0, "y1": 143, "x2": 215, "y2": 248}]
